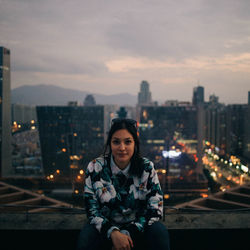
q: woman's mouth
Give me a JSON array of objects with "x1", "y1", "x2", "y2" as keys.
[{"x1": 118, "y1": 153, "x2": 127, "y2": 157}]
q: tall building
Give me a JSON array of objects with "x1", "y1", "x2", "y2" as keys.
[
  {"x1": 36, "y1": 105, "x2": 109, "y2": 178},
  {"x1": 192, "y1": 85, "x2": 205, "y2": 176},
  {"x1": 84, "y1": 94, "x2": 96, "y2": 106},
  {"x1": 0, "y1": 47, "x2": 11, "y2": 177},
  {"x1": 139, "y1": 105, "x2": 207, "y2": 195},
  {"x1": 225, "y1": 104, "x2": 247, "y2": 156},
  {"x1": 11, "y1": 104, "x2": 37, "y2": 124},
  {"x1": 138, "y1": 80, "x2": 152, "y2": 105},
  {"x1": 192, "y1": 86, "x2": 204, "y2": 105},
  {"x1": 204, "y1": 97, "x2": 227, "y2": 155},
  {"x1": 243, "y1": 99, "x2": 250, "y2": 160},
  {"x1": 139, "y1": 105, "x2": 197, "y2": 166}
]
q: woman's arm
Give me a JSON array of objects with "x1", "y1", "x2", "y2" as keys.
[{"x1": 84, "y1": 160, "x2": 116, "y2": 238}]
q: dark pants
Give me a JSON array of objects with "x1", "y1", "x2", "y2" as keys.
[{"x1": 76, "y1": 221, "x2": 170, "y2": 250}]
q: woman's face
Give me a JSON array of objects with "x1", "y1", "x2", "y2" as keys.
[{"x1": 111, "y1": 129, "x2": 135, "y2": 169}]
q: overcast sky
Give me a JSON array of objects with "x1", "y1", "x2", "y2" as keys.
[{"x1": 1, "y1": 0, "x2": 250, "y2": 104}]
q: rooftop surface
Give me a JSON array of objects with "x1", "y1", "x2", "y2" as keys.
[{"x1": 0, "y1": 180, "x2": 72, "y2": 213}]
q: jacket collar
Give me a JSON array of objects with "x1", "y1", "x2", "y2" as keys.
[{"x1": 111, "y1": 155, "x2": 130, "y2": 177}]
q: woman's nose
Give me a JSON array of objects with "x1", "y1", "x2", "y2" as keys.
[{"x1": 119, "y1": 143, "x2": 125, "y2": 150}]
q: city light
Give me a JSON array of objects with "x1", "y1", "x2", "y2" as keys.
[
  {"x1": 164, "y1": 194, "x2": 170, "y2": 199},
  {"x1": 70, "y1": 155, "x2": 80, "y2": 160},
  {"x1": 162, "y1": 150, "x2": 181, "y2": 158},
  {"x1": 156, "y1": 169, "x2": 167, "y2": 174},
  {"x1": 241, "y1": 165, "x2": 248, "y2": 173},
  {"x1": 201, "y1": 193, "x2": 208, "y2": 198},
  {"x1": 46, "y1": 174, "x2": 54, "y2": 180}
]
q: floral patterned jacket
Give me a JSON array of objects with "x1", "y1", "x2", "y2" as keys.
[{"x1": 84, "y1": 156, "x2": 163, "y2": 239}]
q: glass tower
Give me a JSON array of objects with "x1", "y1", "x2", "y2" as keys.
[
  {"x1": 192, "y1": 86, "x2": 204, "y2": 105},
  {"x1": 0, "y1": 47, "x2": 11, "y2": 177}
]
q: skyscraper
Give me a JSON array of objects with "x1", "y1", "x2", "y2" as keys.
[
  {"x1": 192, "y1": 86, "x2": 204, "y2": 105},
  {"x1": 226, "y1": 104, "x2": 247, "y2": 156},
  {"x1": 0, "y1": 47, "x2": 11, "y2": 177},
  {"x1": 36, "y1": 105, "x2": 106, "y2": 177},
  {"x1": 244, "y1": 96, "x2": 250, "y2": 160},
  {"x1": 204, "y1": 97, "x2": 227, "y2": 155},
  {"x1": 192, "y1": 85, "x2": 205, "y2": 176},
  {"x1": 138, "y1": 80, "x2": 152, "y2": 105}
]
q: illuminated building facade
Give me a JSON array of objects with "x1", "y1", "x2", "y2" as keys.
[
  {"x1": 244, "y1": 98, "x2": 250, "y2": 160},
  {"x1": 204, "y1": 100, "x2": 249, "y2": 162},
  {"x1": 37, "y1": 105, "x2": 106, "y2": 177},
  {"x1": 0, "y1": 47, "x2": 11, "y2": 177},
  {"x1": 139, "y1": 105, "x2": 197, "y2": 168},
  {"x1": 139, "y1": 105, "x2": 208, "y2": 197},
  {"x1": 204, "y1": 95, "x2": 227, "y2": 155},
  {"x1": 225, "y1": 104, "x2": 248, "y2": 156}
]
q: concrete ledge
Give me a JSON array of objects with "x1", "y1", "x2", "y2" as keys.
[
  {"x1": 164, "y1": 211, "x2": 250, "y2": 229},
  {"x1": 1, "y1": 210, "x2": 250, "y2": 230}
]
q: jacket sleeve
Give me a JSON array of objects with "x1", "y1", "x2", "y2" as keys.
[
  {"x1": 84, "y1": 160, "x2": 117, "y2": 238},
  {"x1": 124, "y1": 161, "x2": 163, "y2": 237}
]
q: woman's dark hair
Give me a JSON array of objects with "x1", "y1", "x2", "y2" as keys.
[{"x1": 103, "y1": 118, "x2": 144, "y2": 177}]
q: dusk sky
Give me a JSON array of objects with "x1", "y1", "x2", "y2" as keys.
[{"x1": 1, "y1": 0, "x2": 250, "y2": 104}]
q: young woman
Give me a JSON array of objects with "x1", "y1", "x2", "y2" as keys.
[{"x1": 77, "y1": 118, "x2": 170, "y2": 250}]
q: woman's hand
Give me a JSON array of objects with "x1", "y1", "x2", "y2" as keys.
[{"x1": 110, "y1": 229, "x2": 134, "y2": 250}]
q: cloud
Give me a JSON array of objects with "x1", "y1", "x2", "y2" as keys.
[
  {"x1": 105, "y1": 0, "x2": 250, "y2": 59},
  {"x1": 1, "y1": 0, "x2": 250, "y2": 104},
  {"x1": 105, "y1": 53, "x2": 250, "y2": 73}
]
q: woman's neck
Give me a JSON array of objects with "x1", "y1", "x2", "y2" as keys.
[{"x1": 111, "y1": 155, "x2": 130, "y2": 170}]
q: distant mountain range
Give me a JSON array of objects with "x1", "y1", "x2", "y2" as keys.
[{"x1": 11, "y1": 84, "x2": 137, "y2": 106}]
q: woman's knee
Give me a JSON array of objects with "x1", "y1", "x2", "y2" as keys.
[
  {"x1": 145, "y1": 221, "x2": 170, "y2": 250},
  {"x1": 147, "y1": 221, "x2": 168, "y2": 234},
  {"x1": 76, "y1": 223, "x2": 102, "y2": 250}
]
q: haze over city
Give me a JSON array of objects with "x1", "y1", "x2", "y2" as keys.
[{"x1": 1, "y1": 0, "x2": 250, "y2": 104}]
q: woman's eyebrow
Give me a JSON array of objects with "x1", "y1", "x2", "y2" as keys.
[{"x1": 112, "y1": 137, "x2": 133, "y2": 140}]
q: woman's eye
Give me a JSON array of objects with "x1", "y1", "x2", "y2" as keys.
[
  {"x1": 125, "y1": 140, "x2": 132, "y2": 145},
  {"x1": 112, "y1": 140, "x2": 120, "y2": 145}
]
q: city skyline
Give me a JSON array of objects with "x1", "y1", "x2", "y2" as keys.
[{"x1": 1, "y1": 0, "x2": 250, "y2": 104}]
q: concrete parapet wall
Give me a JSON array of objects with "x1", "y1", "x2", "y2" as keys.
[{"x1": 1, "y1": 211, "x2": 249, "y2": 230}]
